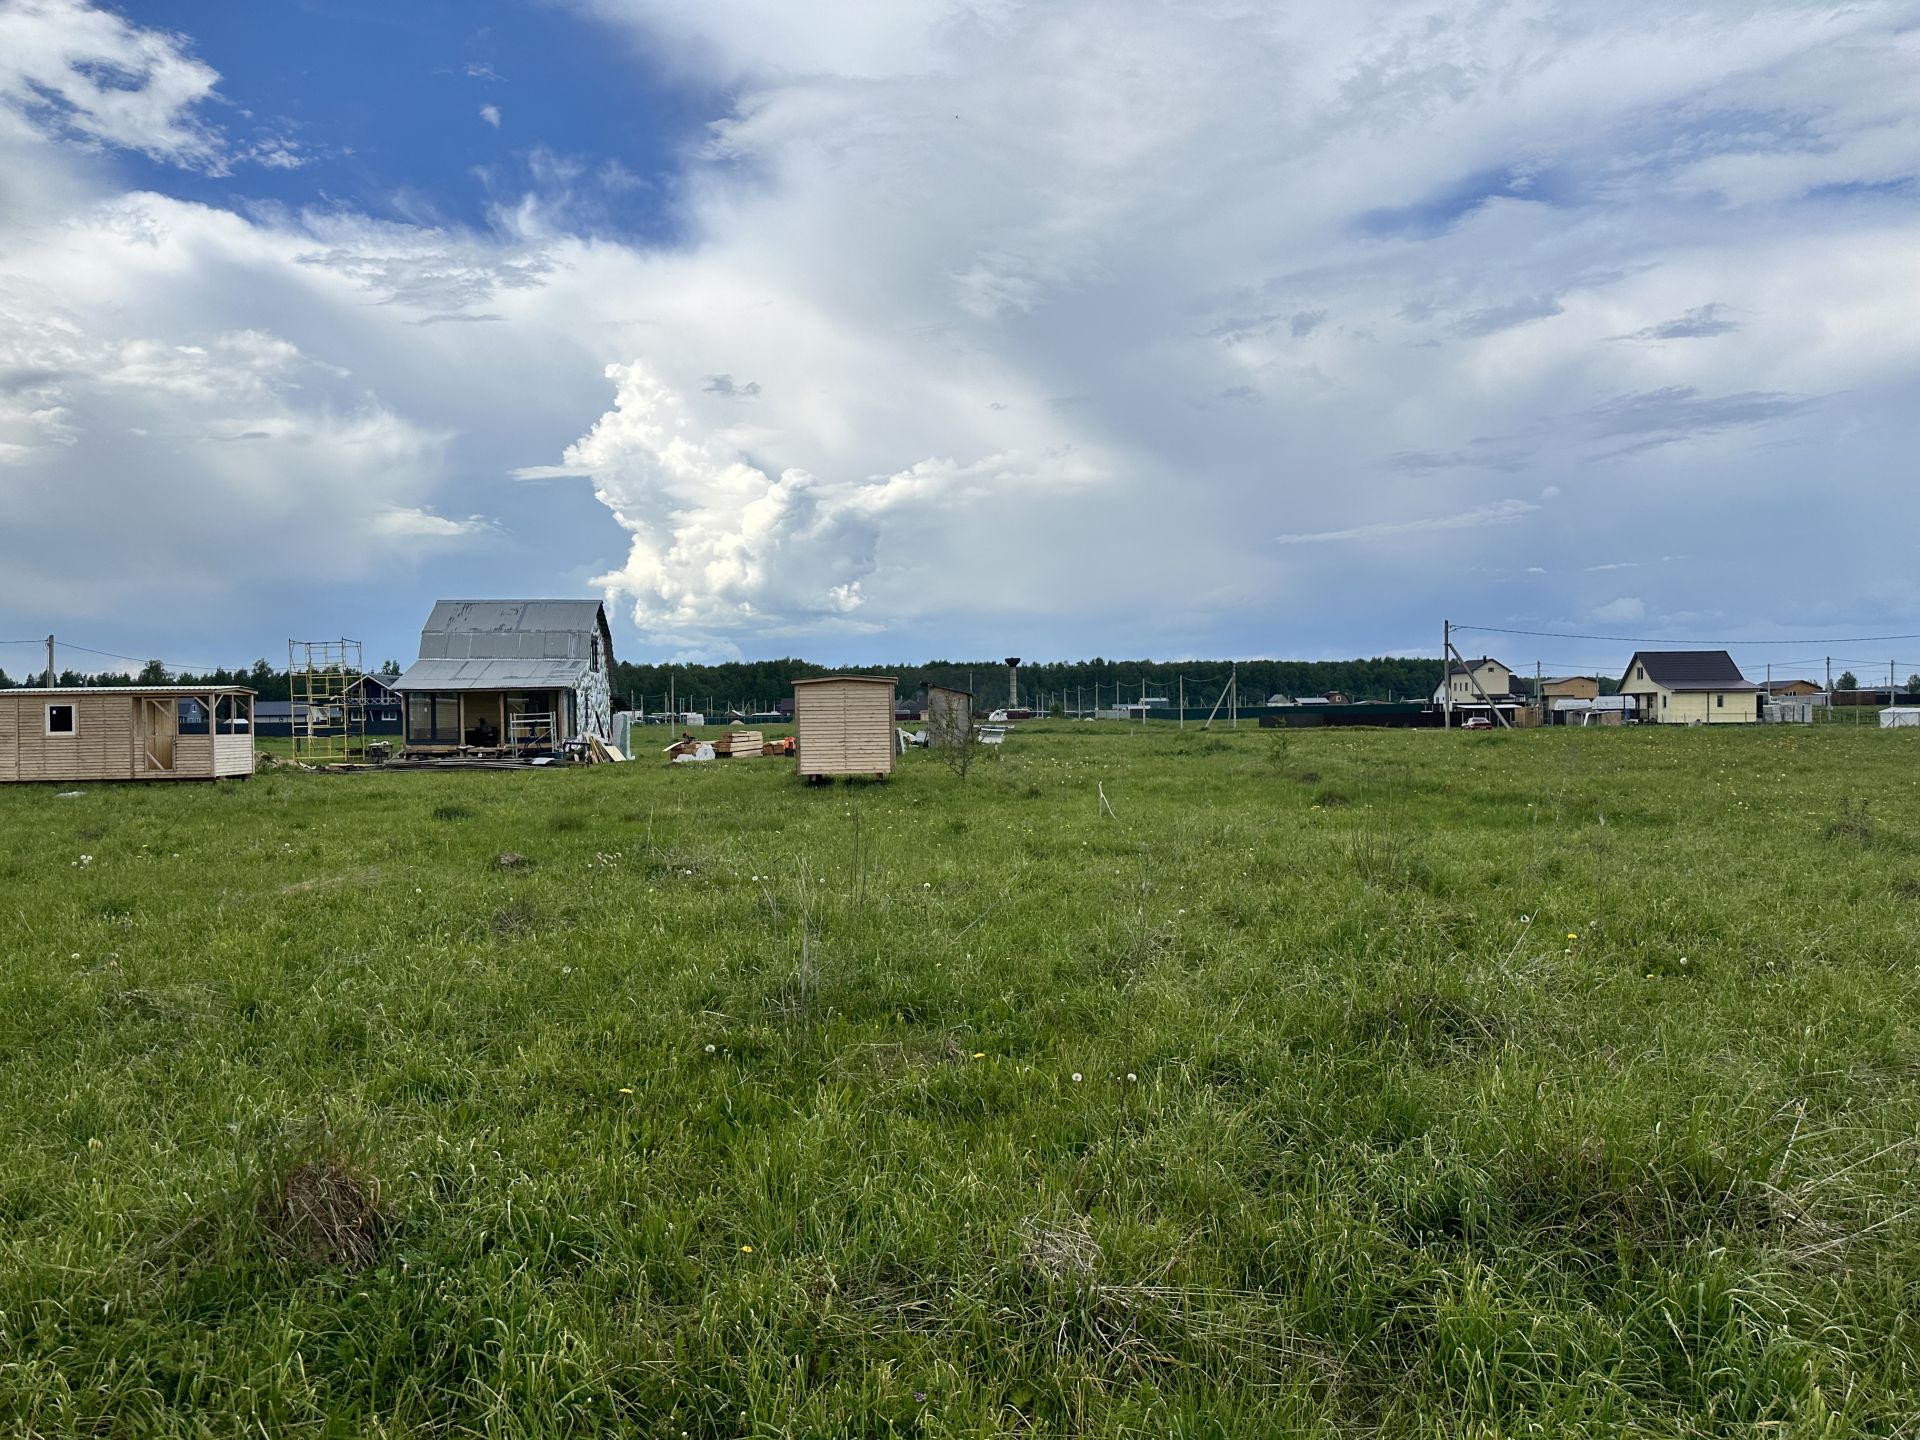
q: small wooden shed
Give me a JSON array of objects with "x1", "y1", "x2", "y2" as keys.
[
  {"x1": 793, "y1": 676, "x2": 896, "y2": 779},
  {"x1": 0, "y1": 686, "x2": 256, "y2": 784},
  {"x1": 925, "y1": 685, "x2": 974, "y2": 750}
]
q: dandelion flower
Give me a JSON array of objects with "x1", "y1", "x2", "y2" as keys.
[
  {"x1": 1567, "y1": 932, "x2": 1578, "y2": 940},
  {"x1": 1071, "y1": 1072, "x2": 1083, "y2": 1083},
  {"x1": 1125, "y1": 1072, "x2": 1138, "y2": 1084},
  {"x1": 972, "y1": 1052, "x2": 985, "y2": 1059},
  {"x1": 704, "y1": 1043, "x2": 716, "y2": 1054},
  {"x1": 618, "y1": 1087, "x2": 633, "y2": 1095},
  {"x1": 740, "y1": 1244, "x2": 753, "y2": 1254}
]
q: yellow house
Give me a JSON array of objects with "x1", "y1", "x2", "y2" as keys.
[
  {"x1": 1538, "y1": 675, "x2": 1600, "y2": 702},
  {"x1": 1617, "y1": 651, "x2": 1759, "y2": 724},
  {"x1": 1433, "y1": 657, "x2": 1514, "y2": 705}
]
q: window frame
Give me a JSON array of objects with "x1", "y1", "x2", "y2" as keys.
[{"x1": 45, "y1": 702, "x2": 76, "y2": 736}]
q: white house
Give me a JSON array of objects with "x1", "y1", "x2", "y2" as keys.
[{"x1": 1433, "y1": 657, "x2": 1515, "y2": 706}]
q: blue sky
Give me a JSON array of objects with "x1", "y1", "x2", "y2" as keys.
[{"x1": 1, "y1": 0, "x2": 1918, "y2": 681}]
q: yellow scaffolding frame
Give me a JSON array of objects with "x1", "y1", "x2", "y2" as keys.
[{"x1": 287, "y1": 638, "x2": 365, "y2": 764}]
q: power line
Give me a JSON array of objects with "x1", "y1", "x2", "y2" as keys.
[
  {"x1": 1456, "y1": 624, "x2": 1920, "y2": 647},
  {"x1": 0, "y1": 637, "x2": 227, "y2": 675}
]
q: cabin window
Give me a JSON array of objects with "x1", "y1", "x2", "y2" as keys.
[
  {"x1": 1661, "y1": 694, "x2": 1668, "y2": 710},
  {"x1": 45, "y1": 702, "x2": 75, "y2": 736},
  {"x1": 405, "y1": 693, "x2": 462, "y2": 743},
  {"x1": 1636, "y1": 665, "x2": 1645, "y2": 680},
  {"x1": 1715, "y1": 694, "x2": 1724, "y2": 708},
  {"x1": 177, "y1": 697, "x2": 210, "y2": 735}
]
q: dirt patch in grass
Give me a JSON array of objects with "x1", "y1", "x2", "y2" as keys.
[
  {"x1": 260, "y1": 1158, "x2": 390, "y2": 1272},
  {"x1": 490, "y1": 900, "x2": 537, "y2": 938},
  {"x1": 1313, "y1": 789, "x2": 1351, "y2": 809},
  {"x1": 495, "y1": 851, "x2": 534, "y2": 871},
  {"x1": 431, "y1": 803, "x2": 474, "y2": 822},
  {"x1": 1019, "y1": 1216, "x2": 1100, "y2": 1284}
]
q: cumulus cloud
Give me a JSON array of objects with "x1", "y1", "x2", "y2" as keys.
[
  {"x1": 5, "y1": 0, "x2": 1920, "y2": 665},
  {"x1": 555, "y1": 360, "x2": 1100, "y2": 651},
  {"x1": 479, "y1": 104, "x2": 501, "y2": 128}
]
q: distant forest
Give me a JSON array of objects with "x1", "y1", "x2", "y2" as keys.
[
  {"x1": 0, "y1": 654, "x2": 1450, "y2": 708},
  {"x1": 0, "y1": 654, "x2": 1633, "y2": 711}
]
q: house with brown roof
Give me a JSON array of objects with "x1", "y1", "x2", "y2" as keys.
[
  {"x1": 1537, "y1": 675, "x2": 1599, "y2": 702},
  {"x1": 1761, "y1": 679, "x2": 1822, "y2": 698},
  {"x1": 1617, "y1": 651, "x2": 1759, "y2": 724}
]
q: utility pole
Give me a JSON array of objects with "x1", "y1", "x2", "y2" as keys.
[
  {"x1": 1825, "y1": 656, "x2": 1832, "y2": 723},
  {"x1": 1178, "y1": 675, "x2": 1185, "y2": 730},
  {"x1": 46, "y1": 634, "x2": 55, "y2": 687},
  {"x1": 1536, "y1": 660, "x2": 1542, "y2": 718},
  {"x1": 1442, "y1": 620, "x2": 1452, "y2": 728},
  {"x1": 1230, "y1": 664, "x2": 1238, "y2": 728}
]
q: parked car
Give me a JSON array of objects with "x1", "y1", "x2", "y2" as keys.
[{"x1": 1461, "y1": 716, "x2": 1494, "y2": 730}]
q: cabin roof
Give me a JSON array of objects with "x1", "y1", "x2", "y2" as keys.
[
  {"x1": 5, "y1": 685, "x2": 255, "y2": 697},
  {"x1": 390, "y1": 658, "x2": 592, "y2": 692}
]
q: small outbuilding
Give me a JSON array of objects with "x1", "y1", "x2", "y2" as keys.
[
  {"x1": 924, "y1": 685, "x2": 974, "y2": 750},
  {"x1": 0, "y1": 686, "x2": 255, "y2": 783},
  {"x1": 1881, "y1": 707, "x2": 1920, "y2": 729},
  {"x1": 793, "y1": 676, "x2": 896, "y2": 779}
]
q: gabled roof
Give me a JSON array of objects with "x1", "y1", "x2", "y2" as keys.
[
  {"x1": 1620, "y1": 650, "x2": 1756, "y2": 692},
  {"x1": 1761, "y1": 678, "x2": 1818, "y2": 693},
  {"x1": 1444, "y1": 656, "x2": 1508, "y2": 677},
  {"x1": 417, "y1": 600, "x2": 612, "y2": 663}
]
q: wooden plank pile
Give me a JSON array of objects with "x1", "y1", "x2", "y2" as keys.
[{"x1": 713, "y1": 729, "x2": 763, "y2": 758}]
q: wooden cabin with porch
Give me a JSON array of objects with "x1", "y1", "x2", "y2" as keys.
[
  {"x1": 0, "y1": 686, "x2": 255, "y2": 783},
  {"x1": 391, "y1": 600, "x2": 615, "y2": 755}
]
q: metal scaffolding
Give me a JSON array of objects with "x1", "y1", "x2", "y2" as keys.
[{"x1": 287, "y1": 638, "x2": 365, "y2": 764}]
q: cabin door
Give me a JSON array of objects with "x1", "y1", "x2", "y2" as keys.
[{"x1": 138, "y1": 698, "x2": 176, "y2": 772}]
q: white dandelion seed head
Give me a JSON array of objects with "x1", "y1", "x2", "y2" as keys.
[
  {"x1": 704, "y1": 1043, "x2": 717, "y2": 1054},
  {"x1": 1071, "y1": 1072, "x2": 1083, "y2": 1083}
]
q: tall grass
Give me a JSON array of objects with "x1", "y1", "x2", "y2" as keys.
[{"x1": 2, "y1": 722, "x2": 1918, "y2": 1434}]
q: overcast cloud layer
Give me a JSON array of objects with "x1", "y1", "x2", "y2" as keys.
[{"x1": 1, "y1": 0, "x2": 1918, "y2": 673}]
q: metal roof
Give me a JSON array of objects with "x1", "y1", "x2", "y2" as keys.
[
  {"x1": 390, "y1": 658, "x2": 590, "y2": 692},
  {"x1": 1621, "y1": 650, "x2": 1757, "y2": 692},
  {"x1": 4, "y1": 685, "x2": 255, "y2": 697},
  {"x1": 417, "y1": 600, "x2": 609, "y2": 662},
  {"x1": 793, "y1": 675, "x2": 898, "y2": 686}
]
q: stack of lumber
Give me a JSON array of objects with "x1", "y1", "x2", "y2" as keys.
[{"x1": 713, "y1": 730, "x2": 763, "y2": 758}]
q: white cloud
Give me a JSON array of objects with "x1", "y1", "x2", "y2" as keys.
[
  {"x1": 374, "y1": 506, "x2": 495, "y2": 539},
  {"x1": 1592, "y1": 597, "x2": 1647, "y2": 623},
  {"x1": 1275, "y1": 499, "x2": 1541, "y2": 546},
  {"x1": 0, "y1": 0, "x2": 223, "y2": 167},
  {"x1": 4, "y1": 0, "x2": 1920, "y2": 665},
  {"x1": 480, "y1": 104, "x2": 501, "y2": 128}
]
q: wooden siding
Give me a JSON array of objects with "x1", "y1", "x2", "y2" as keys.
[
  {"x1": 794, "y1": 679, "x2": 896, "y2": 777},
  {"x1": 213, "y1": 735, "x2": 255, "y2": 776},
  {"x1": 3, "y1": 693, "x2": 138, "y2": 782},
  {"x1": 0, "y1": 692, "x2": 254, "y2": 782}
]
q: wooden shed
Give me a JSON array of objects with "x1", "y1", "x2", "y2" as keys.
[
  {"x1": 793, "y1": 676, "x2": 897, "y2": 779},
  {"x1": 0, "y1": 686, "x2": 256, "y2": 784}
]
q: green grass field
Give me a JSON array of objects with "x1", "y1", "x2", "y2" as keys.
[{"x1": 4, "y1": 722, "x2": 1920, "y2": 1436}]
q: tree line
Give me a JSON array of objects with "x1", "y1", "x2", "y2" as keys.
[{"x1": 0, "y1": 658, "x2": 401, "y2": 701}]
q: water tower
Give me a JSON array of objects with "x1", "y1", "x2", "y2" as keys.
[{"x1": 1004, "y1": 656, "x2": 1021, "y2": 709}]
